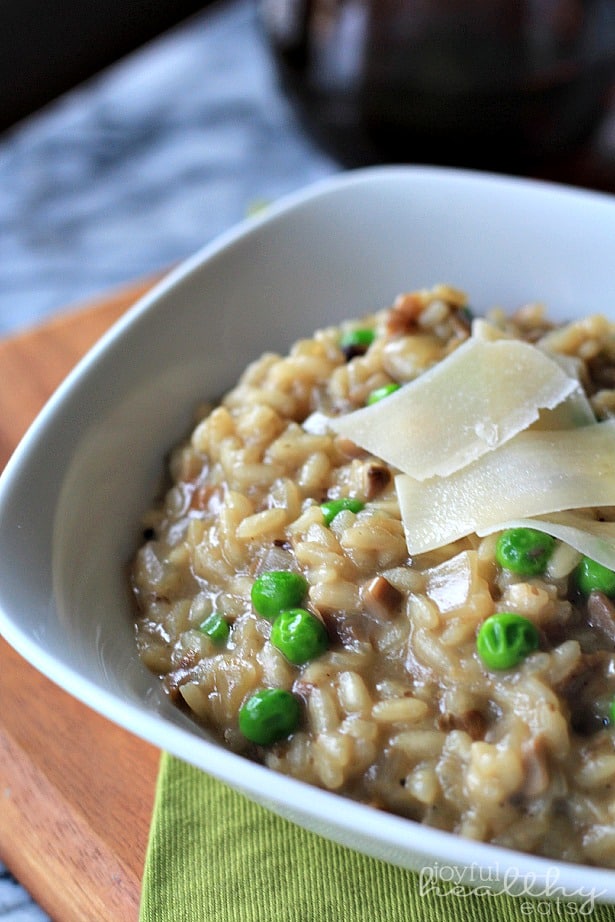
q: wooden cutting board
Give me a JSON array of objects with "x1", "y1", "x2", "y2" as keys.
[{"x1": 0, "y1": 278, "x2": 163, "y2": 921}]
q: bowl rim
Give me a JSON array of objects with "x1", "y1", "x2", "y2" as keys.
[{"x1": 1, "y1": 164, "x2": 615, "y2": 899}]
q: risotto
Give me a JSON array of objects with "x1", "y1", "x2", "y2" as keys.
[{"x1": 131, "y1": 284, "x2": 615, "y2": 867}]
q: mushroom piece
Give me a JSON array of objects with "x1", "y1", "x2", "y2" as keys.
[
  {"x1": 555, "y1": 649, "x2": 615, "y2": 735},
  {"x1": 362, "y1": 576, "x2": 403, "y2": 620},
  {"x1": 586, "y1": 591, "x2": 615, "y2": 646},
  {"x1": 386, "y1": 292, "x2": 425, "y2": 336},
  {"x1": 437, "y1": 709, "x2": 487, "y2": 741},
  {"x1": 363, "y1": 462, "x2": 391, "y2": 500}
]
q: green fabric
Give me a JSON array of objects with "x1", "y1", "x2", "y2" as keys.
[{"x1": 140, "y1": 753, "x2": 613, "y2": 922}]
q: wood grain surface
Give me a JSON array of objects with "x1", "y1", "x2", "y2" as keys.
[{"x1": 0, "y1": 278, "x2": 162, "y2": 921}]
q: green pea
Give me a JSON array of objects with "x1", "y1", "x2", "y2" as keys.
[
  {"x1": 575, "y1": 556, "x2": 615, "y2": 598},
  {"x1": 495, "y1": 527, "x2": 555, "y2": 576},
  {"x1": 270, "y1": 608, "x2": 329, "y2": 665},
  {"x1": 320, "y1": 497, "x2": 364, "y2": 526},
  {"x1": 238, "y1": 688, "x2": 301, "y2": 745},
  {"x1": 340, "y1": 328, "x2": 375, "y2": 357},
  {"x1": 476, "y1": 612, "x2": 540, "y2": 670},
  {"x1": 199, "y1": 612, "x2": 230, "y2": 645},
  {"x1": 366, "y1": 382, "x2": 401, "y2": 405},
  {"x1": 251, "y1": 570, "x2": 308, "y2": 619}
]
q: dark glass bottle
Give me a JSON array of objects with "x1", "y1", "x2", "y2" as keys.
[{"x1": 259, "y1": 0, "x2": 615, "y2": 170}]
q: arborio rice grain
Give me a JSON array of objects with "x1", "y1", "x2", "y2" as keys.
[{"x1": 131, "y1": 284, "x2": 615, "y2": 867}]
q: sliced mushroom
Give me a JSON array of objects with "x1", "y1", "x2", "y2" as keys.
[
  {"x1": 437, "y1": 709, "x2": 487, "y2": 741},
  {"x1": 555, "y1": 650, "x2": 615, "y2": 735},
  {"x1": 448, "y1": 309, "x2": 472, "y2": 338},
  {"x1": 362, "y1": 576, "x2": 403, "y2": 620},
  {"x1": 587, "y1": 591, "x2": 615, "y2": 646},
  {"x1": 363, "y1": 463, "x2": 391, "y2": 500},
  {"x1": 386, "y1": 292, "x2": 424, "y2": 335}
]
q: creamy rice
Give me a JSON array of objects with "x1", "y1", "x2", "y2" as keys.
[{"x1": 131, "y1": 285, "x2": 615, "y2": 867}]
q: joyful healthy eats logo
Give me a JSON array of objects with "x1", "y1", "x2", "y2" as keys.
[{"x1": 418, "y1": 862, "x2": 607, "y2": 917}]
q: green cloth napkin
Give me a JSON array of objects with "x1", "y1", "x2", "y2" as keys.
[{"x1": 140, "y1": 753, "x2": 613, "y2": 922}]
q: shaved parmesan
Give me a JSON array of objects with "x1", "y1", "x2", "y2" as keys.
[
  {"x1": 395, "y1": 420, "x2": 615, "y2": 556},
  {"x1": 478, "y1": 512, "x2": 615, "y2": 572},
  {"x1": 329, "y1": 337, "x2": 577, "y2": 481}
]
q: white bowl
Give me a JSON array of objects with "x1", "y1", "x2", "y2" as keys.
[{"x1": 1, "y1": 166, "x2": 615, "y2": 903}]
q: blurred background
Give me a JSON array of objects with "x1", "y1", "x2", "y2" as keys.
[
  {"x1": 0, "y1": 0, "x2": 340, "y2": 336},
  {"x1": 1, "y1": 0, "x2": 212, "y2": 130},
  {"x1": 2, "y1": 0, "x2": 615, "y2": 337}
]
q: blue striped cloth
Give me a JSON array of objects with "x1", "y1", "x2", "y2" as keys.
[{"x1": 0, "y1": 865, "x2": 49, "y2": 921}]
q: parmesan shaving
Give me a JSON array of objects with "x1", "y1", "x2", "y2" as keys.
[
  {"x1": 395, "y1": 420, "x2": 615, "y2": 556},
  {"x1": 477, "y1": 512, "x2": 615, "y2": 572},
  {"x1": 329, "y1": 337, "x2": 577, "y2": 481}
]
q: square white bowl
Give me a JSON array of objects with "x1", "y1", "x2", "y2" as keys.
[{"x1": 1, "y1": 166, "x2": 615, "y2": 901}]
